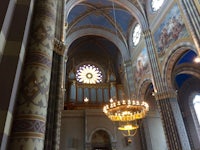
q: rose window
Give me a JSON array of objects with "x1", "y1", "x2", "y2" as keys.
[{"x1": 76, "y1": 64, "x2": 103, "y2": 84}]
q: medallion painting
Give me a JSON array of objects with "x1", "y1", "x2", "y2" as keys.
[
  {"x1": 154, "y1": 4, "x2": 189, "y2": 56},
  {"x1": 134, "y1": 48, "x2": 150, "y2": 83}
]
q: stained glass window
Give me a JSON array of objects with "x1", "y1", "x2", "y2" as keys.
[
  {"x1": 76, "y1": 64, "x2": 103, "y2": 84},
  {"x1": 193, "y1": 95, "x2": 200, "y2": 124},
  {"x1": 151, "y1": 0, "x2": 165, "y2": 12},
  {"x1": 132, "y1": 24, "x2": 141, "y2": 46}
]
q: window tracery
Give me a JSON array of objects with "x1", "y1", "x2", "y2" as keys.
[{"x1": 76, "y1": 64, "x2": 103, "y2": 84}]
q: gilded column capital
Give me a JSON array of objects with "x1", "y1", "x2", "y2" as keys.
[{"x1": 54, "y1": 38, "x2": 66, "y2": 56}]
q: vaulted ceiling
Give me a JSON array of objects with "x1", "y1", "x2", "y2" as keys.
[
  {"x1": 65, "y1": 0, "x2": 139, "y2": 83},
  {"x1": 66, "y1": 0, "x2": 136, "y2": 41}
]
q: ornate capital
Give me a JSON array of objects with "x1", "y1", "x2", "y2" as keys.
[
  {"x1": 54, "y1": 38, "x2": 66, "y2": 55},
  {"x1": 154, "y1": 88, "x2": 177, "y2": 100}
]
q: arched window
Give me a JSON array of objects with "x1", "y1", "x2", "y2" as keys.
[
  {"x1": 151, "y1": 0, "x2": 165, "y2": 12},
  {"x1": 76, "y1": 64, "x2": 103, "y2": 84},
  {"x1": 132, "y1": 24, "x2": 141, "y2": 46},
  {"x1": 193, "y1": 94, "x2": 200, "y2": 125}
]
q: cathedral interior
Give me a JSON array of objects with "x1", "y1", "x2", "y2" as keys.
[{"x1": 0, "y1": 0, "x2": 200, "y2": 150}]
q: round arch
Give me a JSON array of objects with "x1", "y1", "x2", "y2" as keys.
[
  {"x1": 178, "y1": 77, "x2": 200, "y2": 149},
  {"x1": 172, "y1": 63, "x2": 200, "y2": 80},
  {"x1": 64, "y1": 28, "x2": 130, "y2": 61},
  {"x1": 137, "y1": 79, "x2": 152, "y2": 100},
  {"x1": 88, "y1": 128, "x2": 114, "y2": 143},
  {"x1": 162, "y1": 43, "x2": 197, "y2": 89}
]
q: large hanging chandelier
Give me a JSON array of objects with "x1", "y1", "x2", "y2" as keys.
[
  {"x1": 102, "y1": 1, "x2": 149, "y2": 141},
  {"x1": 103, "y1": 98, "x2": 149, "y2": 137}
]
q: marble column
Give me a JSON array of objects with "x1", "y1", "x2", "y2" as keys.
[
  {"x1": 179, "y1": 0, "x2": 200, "y2": 54},
  {"x1": 9, "y1": 0, "x2": 58, "y2": 149},
  {"x1": 143, "y1": 29, "x2": 191, "y2": 150}
]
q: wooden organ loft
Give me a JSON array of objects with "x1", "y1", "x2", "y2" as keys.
[{"x1": 64, "y1": 63, "x2": 125, "y2": 110}]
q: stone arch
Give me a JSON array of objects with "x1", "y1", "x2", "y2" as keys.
[
  {"x1": 173, "y1": 63, "x2": 200, "y2": 80},
  {"x1": 88, "y1": 128, "x2": 114, "y2": 150},
  {"x1": 178, "y1": 77, "x2": 200, "y2": 149},
  {"x1": 162, "y1": 43, "x2": 197, "y2": 89},
  {"x1": 64, "y1": 28, "x2": 129, "y2": 61},
  {"x1": 88, "y1": 128, "x2": 114, "y2": 142},
  {"x1": 137, "y1": 80, "x2": 168, "y2": 150},
  {"x1": 138, "y1": 80, "x2": 159, "y2": 111},
  {"x1": 64, "y1": 0, "x2": 149, "y2": 61},
  {"x1": 138, "y1": 78, "x2": 152, "y2": 100}
]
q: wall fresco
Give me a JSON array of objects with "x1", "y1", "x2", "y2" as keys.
[
  {"x1": 134, "y1": 48, "x2": 150, "y2": 83},
  {"x1": 154, "y1": 4, "x2": 189, "y2": 56}
]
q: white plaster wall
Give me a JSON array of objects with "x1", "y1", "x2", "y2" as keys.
[
  {"x1": 144, "y1": 112, "x2": 168, "y2": 150},
  {"x1": 60, "y1": 109, "x2": 143, "y2": 150},
  {"x1": 60, "y1": 110, "x2": 85, "y2": 150}
]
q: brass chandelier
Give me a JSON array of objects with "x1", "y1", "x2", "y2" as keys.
[
  {"x1": 102, "y1": 0, "x2": 149, "y2": 139},
  {"x1": 103, "y1": 98, "x2": 149, "y2": 137}
]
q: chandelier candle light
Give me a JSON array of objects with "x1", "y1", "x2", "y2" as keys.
[{"x1": 103, "y1": 98, "x2": 149, "y2": 137}]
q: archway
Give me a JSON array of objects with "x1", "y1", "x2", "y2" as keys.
[
  {"x1": 142, "y1": 83, "x2": 167, "y2": 150},
  {"x1": 171, "y1": 50, "x2": 200, "y2": 149},
  {"x1": 91, "y1": 130, "x2": 112, "y2": 150}
]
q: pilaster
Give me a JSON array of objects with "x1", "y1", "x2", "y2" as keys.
[
  {"x1": 155, "y1": 89, "x2": 191, "y2": 150},
  {"x1": 143, "y1": 29, "x2": 191, "y2": 149},
  {"x1": 179, "y1": 0, "x2": 200, "y2": 55}
]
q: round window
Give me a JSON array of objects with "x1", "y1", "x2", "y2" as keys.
[{"x1": 76, "y1": 64, "x2": 103, "y2": 84}]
